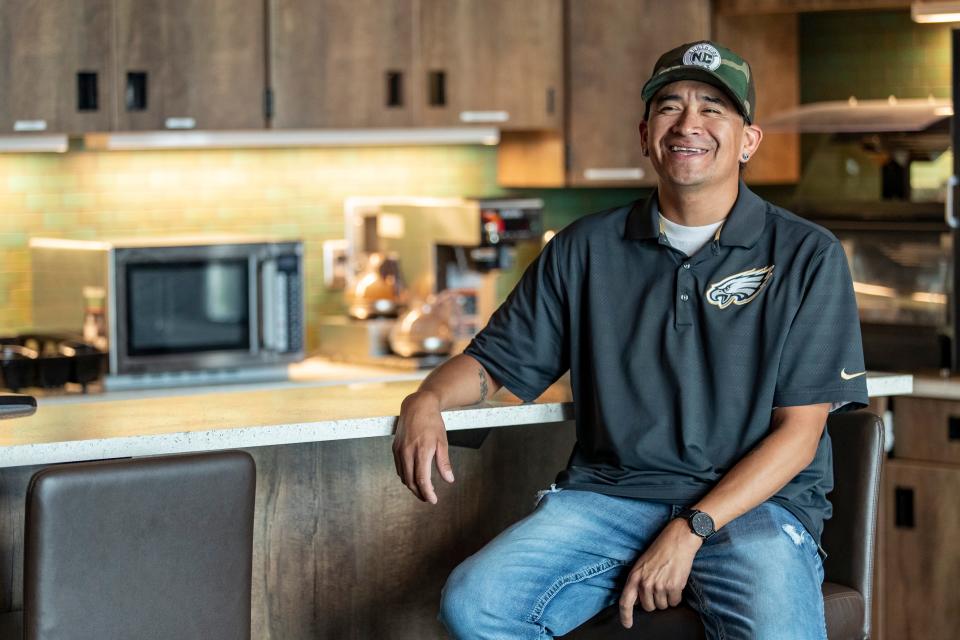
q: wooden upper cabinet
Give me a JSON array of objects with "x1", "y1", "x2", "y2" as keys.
[
  {"x1": 114, "y1": 0, "x2": 266, "y2": 131},
  {"x1": 419, "y1": 0, "x2": 563, "y2": 131},
  {"x1": 0, "y1": 0, "x2": 114, "y2": 134},
  {"x1": 270, "y1": 0, "x2": 418, "y2": 128},
  {"x1": 715, "y1": 13, "x2": 800, "y2": 185},
  {"x1": 566, "y1": 0, "x2": 711, "y2": 187}
]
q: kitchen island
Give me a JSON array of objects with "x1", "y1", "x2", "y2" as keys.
[
  {"x1": 0, "y1": 368, "x2": 912, "y2": 469},
  {"x1": 0, "y1": 369, "x2": 913, "y2": 639}
]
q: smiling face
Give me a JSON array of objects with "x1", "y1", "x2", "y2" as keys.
[{"x1": 639, "y1": 80, "x2": 762, "y2": 193}]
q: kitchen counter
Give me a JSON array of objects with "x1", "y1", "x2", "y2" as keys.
[
  {"x1": 905, "y1": 371, "x2": 960, "y2": 400},
  {"x1": 0, "y1": 368, "x2": 915, "y2": 638},
  {"x1": 31, "y1": 356, "x2": 434, "y2": 405},
  {"x1": 0, "y1": 369, "x2": 912, "y2": 469},
  {"x1": 0, "y1": 376, "x2": 572, "y2": 468}
]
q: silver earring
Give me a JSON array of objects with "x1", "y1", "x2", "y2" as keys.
[{"x1": 741, "y1": 152, "x2": 749, "y2": 161}]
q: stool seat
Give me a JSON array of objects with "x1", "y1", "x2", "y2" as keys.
[
  {"x1": 561, "y1": 582, "x2": 864, "y2": 639},
  {"x1": 821, "y1": 582, "x2": 865, "y2": 640}
]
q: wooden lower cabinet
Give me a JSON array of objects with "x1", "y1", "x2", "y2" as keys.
[
  {"x1": 879, "y1": 396, "x2": 960, "y2": 639},
  {"x1": 881, "y1": 459, "x2": 960, "y2": 639}
]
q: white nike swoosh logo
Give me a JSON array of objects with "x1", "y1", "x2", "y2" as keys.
[{"x1": 840, "y1": 369, "x2": 866, "y2": 380}]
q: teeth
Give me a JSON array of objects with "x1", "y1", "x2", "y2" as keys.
[{"x1": 669, "y1": 145, "x2": 706, "y2": 153}]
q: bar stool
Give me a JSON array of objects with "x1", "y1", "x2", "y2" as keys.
[
  {"x1": 0, "y1": 450, "x2": 256, "y2": 640},
  {"x1": 561, "y1": 410, "x2": 884, "y2": 640}
]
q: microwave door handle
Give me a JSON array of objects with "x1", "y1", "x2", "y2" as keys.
[
  {"x1": 249, "y1": 256, "x2": 261, "y2": 354},
  {"x1": 260, "y1": 258, "x2": 278, "y2": 352}
]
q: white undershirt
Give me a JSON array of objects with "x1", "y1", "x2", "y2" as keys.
[{"x1": 658, "y1": 213, "x2": 724, "y2": 257}]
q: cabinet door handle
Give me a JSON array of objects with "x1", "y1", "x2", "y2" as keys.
[
  {"x1": 126, "y1": 71, "x2": 148, "y2": 111},
  {"x1": 894, "y1": 486, "x2": 915, "y2": 529},
  {"x1": 386, "y1": 70, "x2": 404, "y2": 107},
  {"x1": 13, "y1": 120, "x2": 47, "y2": 132},
  {"x1": 583, "y1": 167, "x2": 645, "y2": 181},
  {"x1": 546, "y1": 87, "x2": 555, "y2": 115},
  {"x1": 949, "y1": 415, "x2": 960, "y2": 441},
  {"x1": 165, "y1": 117, "x2": 196, "y2": 130},
  {"x1": 460, "y1": 110, "x2": 509, "y2": 123},
  {"x1": 77, "y1": 71, "x2": 98, "y2": 112},
  {"x1": 428, "y1": 70, "x2": 446, "y2": 107}
]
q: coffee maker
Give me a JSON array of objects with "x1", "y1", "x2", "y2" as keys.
[{"x1": 317, "y1": 196, "x2": 544, "y2": 368}]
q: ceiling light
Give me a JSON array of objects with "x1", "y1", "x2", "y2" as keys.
[
  {"x1": 912, "y1": 2, "x2": 960, "y2": 23},
  {"x1": 84, "y1": 128, "x2": 501, "y2": 151},
  {"x1": 0, "y1": 135, "x2": 68, "y2": 153}
]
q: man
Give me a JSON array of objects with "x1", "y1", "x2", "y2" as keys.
[{"x1": 393, "y1": 41, "x2": 868, "y2": 639}]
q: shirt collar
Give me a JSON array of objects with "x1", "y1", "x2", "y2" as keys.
[{"x1": 624, "y1": 181, "x2": 767, "y2": 249}]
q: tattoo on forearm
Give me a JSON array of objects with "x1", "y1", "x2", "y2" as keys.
[{"x1": 478, "y1": 368, "x2": 489, "y2": 402}]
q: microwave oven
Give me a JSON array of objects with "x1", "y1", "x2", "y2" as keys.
[{"x1": 30, "y1": 236, "x2": 304, "y2": 389}]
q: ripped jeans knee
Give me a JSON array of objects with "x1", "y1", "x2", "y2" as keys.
[{"x1": 533, "y1": 482, "x2": 563, "y2": 508}]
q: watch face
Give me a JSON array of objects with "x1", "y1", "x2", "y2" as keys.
[{"x1": 691, "y1": 511, "x2": 715, "y2": 537}]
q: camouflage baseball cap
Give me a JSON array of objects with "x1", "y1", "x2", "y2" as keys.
[{"x1": 641, "y1": 41, "x2": 756, "y2": 124}]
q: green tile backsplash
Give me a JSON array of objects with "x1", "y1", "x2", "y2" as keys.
[
  {"x1": 0, "y1": 145, "x2": 647, "y2": 345},
  {"x1": 800, "y1": 10, "x2": 951, "y2": 103},
  {"x1": 0, "y1": 146, "x2": 497, "y2": 336}
]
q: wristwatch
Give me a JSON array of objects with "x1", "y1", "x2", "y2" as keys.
[{"x1": 676, "y1": 508, "x2": 716, "y2": 539}]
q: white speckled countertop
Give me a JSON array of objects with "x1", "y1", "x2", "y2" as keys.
[
  {"x1": 864, "y1": 371, "x2": 914, "y2": 398},
  {"x1": 0, "y1": 368, "x2": 912, "y2": 469}
]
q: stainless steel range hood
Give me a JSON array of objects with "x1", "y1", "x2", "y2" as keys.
[
  {"x1": 761, "y1": 97, "x2": 952, "y2": 133},
  {"x1": 775, "y1": 97, "x2": 954, "y2": 216}
]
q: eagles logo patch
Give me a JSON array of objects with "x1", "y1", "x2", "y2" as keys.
[{"x1": 705, "y1": 265, "x2": 775, "y2": 309}]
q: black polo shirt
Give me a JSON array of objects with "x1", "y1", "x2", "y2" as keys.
[{"x1": 463, "y1": 182, "x2": 869, "y2": 545}]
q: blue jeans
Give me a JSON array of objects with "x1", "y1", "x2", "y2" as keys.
[{"x1": 439, "y1": 486, "x2": 826, "y2": 640}]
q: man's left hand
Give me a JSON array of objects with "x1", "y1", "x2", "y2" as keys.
[{"x1": 618, "y1": 517, "x2": 704, "y2": 629}]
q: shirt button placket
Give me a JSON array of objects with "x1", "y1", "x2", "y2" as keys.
[{"x1": 675, "y1": 263, "x2": 693, "y2": 327}]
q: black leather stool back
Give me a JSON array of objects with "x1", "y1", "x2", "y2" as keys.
[
  {"x1": 821, "y1": 410, "x2": 884, "y2": 640},
  {"x1": 15, "y1": 450, "x2": 255, "y2": 640}
]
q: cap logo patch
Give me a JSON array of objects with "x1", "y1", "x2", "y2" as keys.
[
  {"x1": 683, "y1": 43, "x2": 722, "y2": 71},
  {"x1": 705, "y1": 265, "x2": 774, "y2": 309}
]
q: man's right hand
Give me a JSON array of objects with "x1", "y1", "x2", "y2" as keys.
[{"x1": 393, "y1": 390, "x2": 456, "y2": 504}]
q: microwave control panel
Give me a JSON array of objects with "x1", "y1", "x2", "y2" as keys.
[{"x1": 262, "y1": 253, "x2": 303, "y2": 354}]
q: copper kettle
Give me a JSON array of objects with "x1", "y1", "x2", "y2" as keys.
[
  {"x1": 346, "y1": 252, "x2": 406, "y2": 320},
  {"x1": 387, "y1": 290, "x2": 464, "y2": 357}
]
